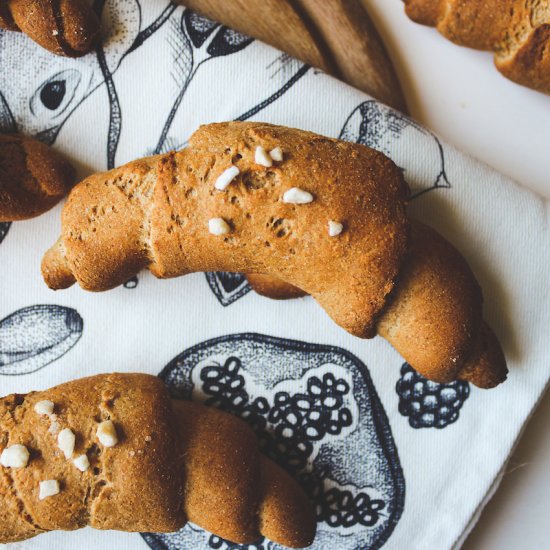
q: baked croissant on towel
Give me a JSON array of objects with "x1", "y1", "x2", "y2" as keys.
[
  {"x1": 0, "y1": 373, "x2": 316, "y2": 547},
  {"x1": 403, "y1": 0, "x2": 550, "y2": 94},
  {"x1": 0, "y1": 134, "x2": 75, "y2": 221},
  {"x1": 41, "y1": 122, "x2": 508, "y2": 388},
  {"x1": 0, "y1": 0, "x2": 100, "y2": 57}
]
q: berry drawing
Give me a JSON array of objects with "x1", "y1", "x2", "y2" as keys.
[
  {"x1": 142, "y1": 333, "x2": 405, "y2": 550},
  {"x1": 396, "y1": 363, "x2": 470, "y2": 429}
]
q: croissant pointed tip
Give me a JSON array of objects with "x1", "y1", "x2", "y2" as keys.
[{"x1": 41, "y1": 238, "x2": 76, "y2": 290}]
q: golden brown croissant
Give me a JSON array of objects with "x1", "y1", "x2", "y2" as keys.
[
  {"x1": 0, "y1": 373, "x2": 315, "y2": 547},
  {"x1": 40, "y1": 122, "x2": 507, "y2": 388},
  {"x1": 0, "y1": 0, "x2": 100, "y2": 57},
  {"x1": 403, "y1": 0, "x2": 550, "y2": 94},
  {"x1": 0, "y1": 134, "x2": 75, "y2": 222}
]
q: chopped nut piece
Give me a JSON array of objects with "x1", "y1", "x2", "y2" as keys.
[
  {"x1": 57, "y1": 428, "x2": 76, "y2": 459},
  {"x1": 73, "y1": 454, "x2": 90, "y2": 472},
  {"x1": 283, "y1": 187, "x2": 314, "y2": 204},
  {"x1": 97, "y1": 420, "x2": 118, "y2": 447},
  {"x1": 34, "y1": 400, "x2": 54, "y2": 416},
  {"x1": 255, "y1": 146, "x2": 273, "y2": 167},
  {"x1": 328, "y1": 220, "x2": 344, "y2": 236},
  {"x1": 39, "y1": 480, "x2": 60, "y2": 500},
  {"x1": 49, "y1": 415, "x2": 60, "y2": 435},
  {"x1": 0, "y1": 444, "x2": 30, "y2": 468},
  {"x1": 269, "y1": 147, "x2": 283, "y2": 162},
  {"x1": 215, "y1": 165, "x2": 240, "y2": 191},
  {"x1": 208, "y1": 217, "x2": 231, "y2": 235}
]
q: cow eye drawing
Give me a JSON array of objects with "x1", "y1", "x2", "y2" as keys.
[{"x1": 30, "y1": 70, "x2": 82, "y2": 118}]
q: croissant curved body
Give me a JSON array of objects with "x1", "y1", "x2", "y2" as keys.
[
  {"x1": 41, "y1": 122, "x2": 507, "y2": 388},
  {"x1": 403, "y1": 0, "x2": 550, "y2": 94},
  {"x1": 0, "y1": 373, "x2": 315, "y2": 547}
]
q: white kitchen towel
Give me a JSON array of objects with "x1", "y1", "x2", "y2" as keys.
[{"x1": 0, "y1": 2, "x2": 549, "y2": 550}]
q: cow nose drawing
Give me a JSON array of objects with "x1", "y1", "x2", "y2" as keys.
[
  {"x1": 64, "y1": 307, "x2": 84, "y2": 334},
  {"x1": 0, "y1": 305, "x2": 84, "y2": 375}
]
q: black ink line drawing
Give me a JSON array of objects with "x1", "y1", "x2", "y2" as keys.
[
  {"x1": 0, "y1": 90, "x2": 16, "y2": 133},
  {"x1": 396, "y1": 363, "x2": 470, "y2": 429},
  {"x1": 204, "y1": 272, "x2": 251, "y2": 307},
  {"x1": 153, "y1": 10, "x2": 254, "y2": 154},
  {"x1": 143, "y1": 333, "x2": 404, "y2": 550},
  {"x1": 0, "y1": 222, "x2": 10, "y2": 245},
  {"x1": 235, "y1": 62, "x2": 311, "y2": 122},
  {"x1": 123, "y1": 275, "x2": 139, "y2": 289},
  {"x1": 0, "y1": 305, "x2": 83, "y2": 375},
  {"x1": 206, "y1": 98, "x2": 449, "y2": 307},
  {"x1": 339, "y1": 100, "x2": 451, "y2": 199},
  {"x1": 0, "y1": 0, "x2": 176, "y2": 166}
]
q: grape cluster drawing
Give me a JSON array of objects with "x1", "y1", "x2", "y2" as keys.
[{"x1": 143, "y1": 333, "x2": 405, "y2": 550}]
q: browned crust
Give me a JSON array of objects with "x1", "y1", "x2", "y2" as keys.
[
  {"x1": 6, "y1": 0, "x2": 100, "y2": 57},
  {"x1": 0, "y1": 2, "x2": 18, "y2": 30},
  {"x1": 377, "y1": 221, "x2": 507, "y2": 388},
  {"x1": 42, "y1": 122, "x2": 410, "y2": 338},
  {"x1": 251, "y1": 221, "x2": 507, "y2": 388},
  {"x1": 171, "y1": 400, "x2": 261, "y2": 543},
  {"x1": 0, "y1": 374, "x2": 185, "y2": 543},
  {"x1": 403, "y1": 0, "x2": 550, "y2": 94},
  {"x1": 246, "y1": 273, "x2": 307, "y2": 299},
  {"x1": 403, "y1": 0, "x2": 444, "y2": 26},
  {"x1": 496, "y1": 23, "x2": 550, "y2": 94},
  {"x1": 1, "y1": 375, "x2": 315, "y2": 546},
  {"x1": 258, "y1": 456, "x2": 316, "y2": 548},
  {"x1": 0, "y1": 134, "x2": 75, "y2": 222}
]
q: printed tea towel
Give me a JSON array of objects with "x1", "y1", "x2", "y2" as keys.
[{"x1": 0, "y1": 2, "x2": 549, "y2": 549}]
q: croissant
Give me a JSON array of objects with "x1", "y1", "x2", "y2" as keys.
[
  {"x1": 0, "y1": 134, "x2": 75, "y2": 222},
  {"x1": 0, "y1": 0, "x2": 100, "y2": 57},
  {"x1": 0, "y1": 373, "x2": 315, "y2": 546},
  {"x1": 41, "y1": 122, "x2": 507, "y2": 388},
  {"x1": 403, "y1": 0, "x2": 550, "y2": 94}
]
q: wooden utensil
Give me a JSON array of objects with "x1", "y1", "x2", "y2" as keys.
[{"x1": 179, "y1": 0, "x2": 407, "y2": 112}]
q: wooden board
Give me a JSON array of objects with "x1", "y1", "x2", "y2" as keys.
[{"x1": 179, "y1": 0, "x2": 407, "y2": 112}]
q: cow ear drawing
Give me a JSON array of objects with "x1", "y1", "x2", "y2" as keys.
[
  {"x1": 204, "y1": 272, "x2": 251, "y2": 307},
  {"x1": 206, "y1": 27, "x2": 254, "y2": 57},
  {"x1": 183, "y1": 10, "x2": 218, "y2": 48},
  {"x1": 0, "y1": 305, "x2": 83, "y2": 376}
]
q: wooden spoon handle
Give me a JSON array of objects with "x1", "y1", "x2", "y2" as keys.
[{"x1": 179, "y1": 0, "x2": 407, "y2": 111}]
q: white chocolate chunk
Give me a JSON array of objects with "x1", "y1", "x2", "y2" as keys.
[
  {"x1": 283, "y1": 187, "x2": 314, "y2": 204},
  {"x1": 39, "y1": 480, "x2": 60, "y2": 500},
  {"x1": 215, "y1": 165, "x2": 240, "y2": 191},
  {"x1": 0, "y1": 444, "x2": 30, "y2": 468},
  {"x1": 255, "y1": 146, "x2": 273, "y2": 167},
  {"x1": 57, "y1": 428, "x2": 76, "y2": 459},
  {"x1": 97, "y1": 420, "x2": 118, "y2": 447},
  {"x1": 73, "y1": 454, "x2": 90, "y2": 472},
  {"x1": 328, "y1": 220, "x2": 344, "y2": 236},
  {"x1": 208, "y1": 218, "x2": 231, "y2": 235},
  {"x1": 34, "y1": 400, "x2": 54, "y2": 416},
  {"x1": 269, "y1": 147, "x2": 283, "y2": 162}
]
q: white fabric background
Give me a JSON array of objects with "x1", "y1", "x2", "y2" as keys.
[{"x1": 0, "y1": 2, "x2": 549, "y2": 549}]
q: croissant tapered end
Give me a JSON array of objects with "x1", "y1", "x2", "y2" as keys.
[
  {"x1": 459, "y1": 322, "x2": 508, "y2": 389},
  {"x1": 246, "y1": 274, "x2": 307, "y2": 300},
  {"x1": 41, "y1": 238, "x2": 76, "y2": 290},
  {"x1": 258, "y1": 457, "x2": 316, "y2": 548}
]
